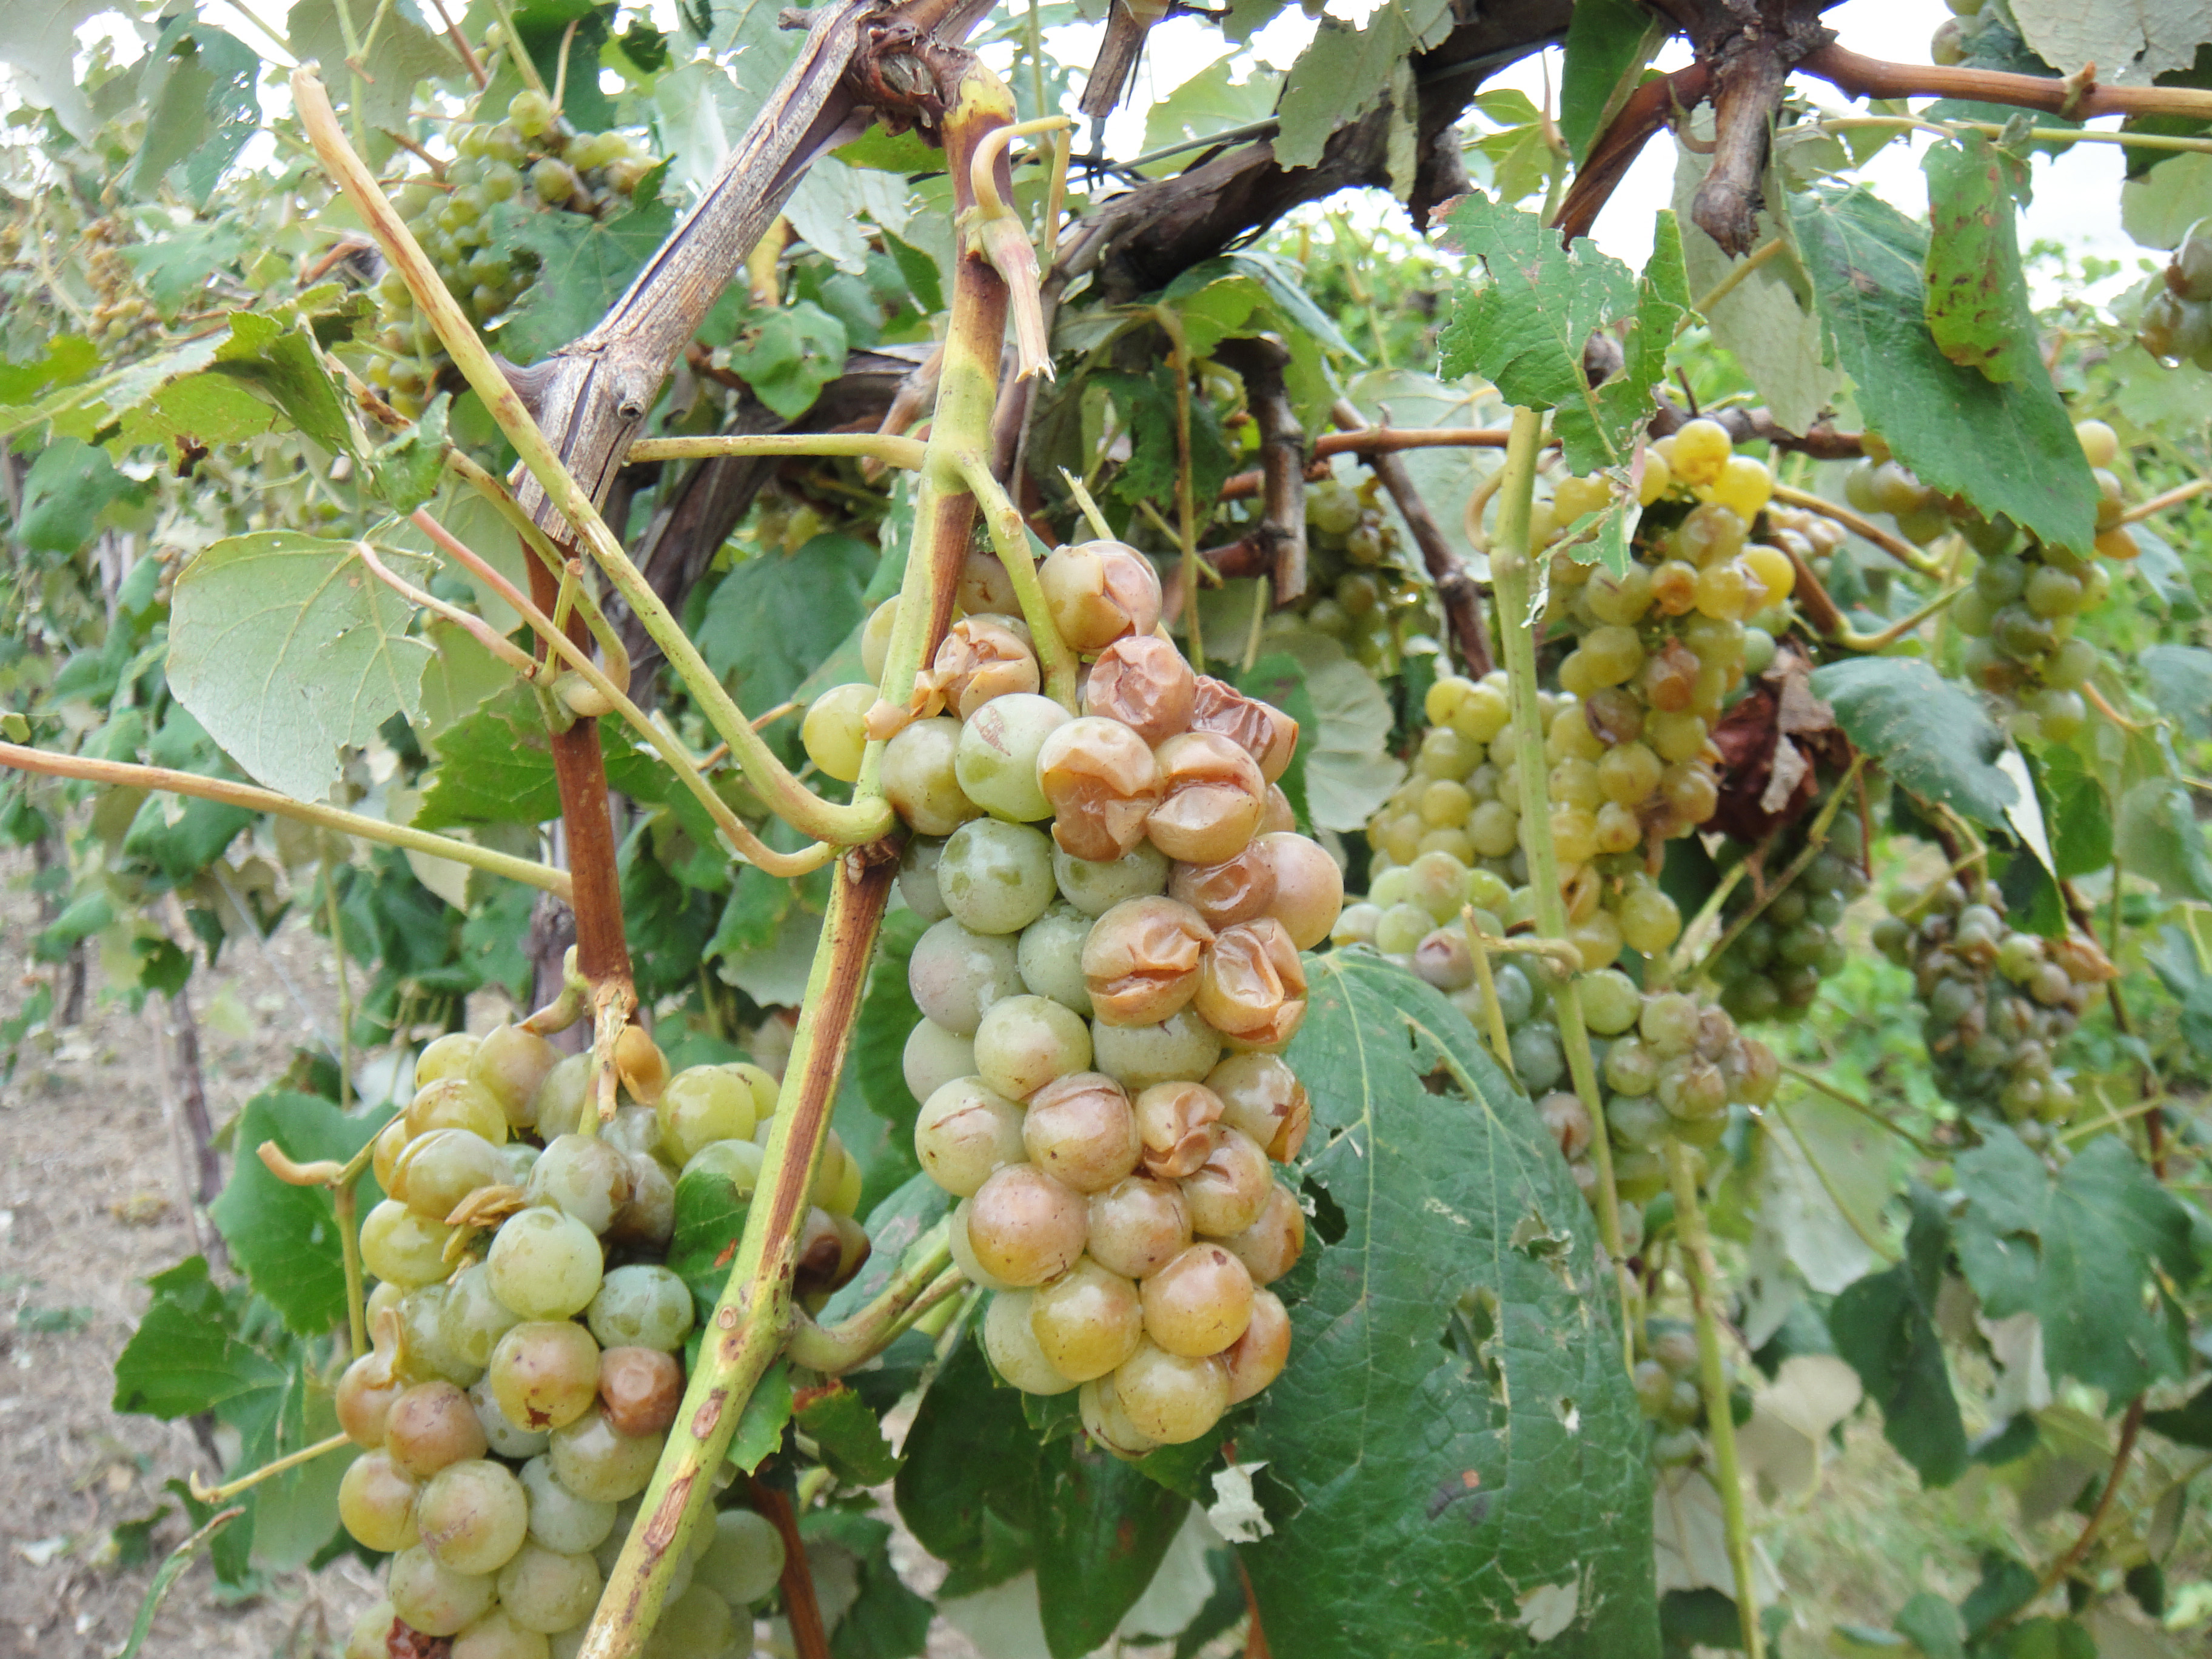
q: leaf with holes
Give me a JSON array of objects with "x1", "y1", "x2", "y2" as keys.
[
  {"x1": 1273, "y1": 0, "x2": 1454, "y2": 172},
  {"x1": 1237, "y1": 953, "x2": 1656, "y2": 1658},
  {"x1": 167, "y1": 532, "x2": 432, "y2": 803},
  {"x1": 1922, "y1": 134, "x2": 2037, "y2": 384}
]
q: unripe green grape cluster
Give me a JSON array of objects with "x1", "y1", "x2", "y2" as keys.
[
  {"x1": 808, "y1": 538, "x2": 1340, "y2": 1453},
  {"x1": 1298, "y1": 477, "x2": 1429, "y2": 672},
  {"x1": 2139, "y1": 223, "x2": 2212, "y2": 369},
  {"x1": 1871, "y1": 879, "x2": 2111, "y2": 1136},
  {"x1": 364, "y1": 88, "x2": 659, "y2": 418},
  {"x1": 341, "y1": 1021, "x2": 853, "y2": 1655},
  {"x1": 1631, "y1": 1315, "x2": 1746, "y2": 1470},
  {"x1": 1709, "y1": 804, "x2": 1869, "y2": 1025},
  {"x1": 1843, "y1": 421, "x2": 2135, "y2": 744}
]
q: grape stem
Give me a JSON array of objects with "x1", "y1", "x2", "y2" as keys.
[
  {"x1": 749, "y1": 1477, "x2": 833, "y2": 1659},
  {"x1": 1664, "y1": 1138, "x2": 1765, "y2": 1659},
  {"x1": 1486, "y1": 407, "x2": 1635, "y2": 1363},
  {"x1": 0, "y1": 742, "x2": 573, "y2": 897},
  {"x1": 292, "y1": 70, "x2": 893, "y2": 853},
  {"x1": 2119, "y1": 476, "x2": 2212, "y2": 525},
  {"x1": 577, "y1": 55, "x2": 1017, "y2": 1659},
  {"x1": 1058, "y1": 468, "x2": 1118, "y2": 541},
  {"x1": 786, "y1": 1244, "x2": 960, "y2": 1373},
  {"x1": 186, "y1": 1430, "x2": 352, "y2": 1505},
  {"x1": 1777, "y1": 1064, "x2": 1940, "y2": 1157},
  {"x1": 1767, "y1": 483, "x2": 1945, "y2": 578},
  {"x1": 955, "y1": 451, "x2": 1080, "y2": 709},
  {"x1": 626, "y1": 433, "x2": 928, "y2": 469},
  {"x1": 1460, "y1": 908, "x2": 1520, "y2": 1081},
  {"x1": 116, "y1": 1506, "x2": 246, "y2": 1659}
]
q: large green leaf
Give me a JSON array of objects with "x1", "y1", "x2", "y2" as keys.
[
  {"x1": 1922, "y1": 135, "x2": 2037, "y2": 384},
  {"x1": 1954, "y1": 1127, "x2": 2197, "y2": 1399},
  {"x1": 2117, "y1": 776, "x2": 2212, "y2": 902},
  {"x1": 126, "y1": 19, "x2": 260, "y2": 207},
  {"x1": 895, "y1": 1336, "x2": 1039, "y2": 1594},
  {"x1": 1830, "y1": 1187, "x2": 1969, "y2": 1487},
  {"x1": 802, "y1": 1509, "x2": 936, "y2": 1659},
  {"x1": 207, "y1": 1090, "x2": 390, "y2": 1338},
  {"x1": 208, "y1": 311, "x2": 355, "y2": 454},
  {"x1": 1273, "y1": 0, "x2": 1453, "y2": 171},
  {"x1": 1559, "y1": 0, "x2": 1664, "y2": 163},
  {"x1": 1238, "y1": 953, "x2": 1656, "y2": 1658},
  {"x1": 112, "y1": 1258, "x2": 291, "y2": 1423},
  {"x1": 695, "y1": 534, "x2": 878, "y2": 718},
  {"x1": 1790, "y1": 184, "x2": 2096, "y2": 552},
  {"x1": 287, "y1": 0, "x2": 459, "y2": 136},
  {"x1": 1034, "y1": 1440, "x2": 1188, "y2": 1659},
  {"x1": 2140, "y1": 644, "x2": 2212, "y2": 740},
  {"x1": 1808, "y1": 657, "x2": 2019, "y2": 828},
  {"x1": 167, "y1": 532, "x2": 431, "y2": 803}
]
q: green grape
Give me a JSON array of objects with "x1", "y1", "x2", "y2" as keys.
[
  {"x1": 956, "y1": 693, "x2": 1070, "y2": 822},
  {"x1": 487, "y1": 1205, "x2": 605, "y2": 1321},
  {"x1": 549, "y1": 1406, "x2": 664, "y2": 1503},
  {"x1": 440, "y1": 1262, "x2": 525, "y2": 1372},
  {"x1": 449, "y1": 1607, "x2": 548, "y2": 1659},
  {"x1": 395, "y1": 1128, "x2": 506, "y2": 1223},
  {"x1": 643, "y1": 1586, "x2": 734, "y2": 1659},
  {"x1": 697, "y1": 1507, "x2": 786, "y2": 1606},
  {"x1": 586, "y1": 1264, "x2": 694, "y2": 1352},
  {"x1": 655, "y1": 1067, "x2": 757, "y2": 1165},
  {"x1": 520, "y1": 1453, "x2": 617, "y2": 1555},
  {"x1": 497, "y1": 1541, "x2": 605, "y2": 1634},
  {"x1": 801, "y1": 682, "x2": 874, "y2": 783},
  {"x1": 907, "y1": 918, "x2": 1024, "y2": 1036},
  {"x1": 490, "y1": 1320, "x2": 602, "y2": 1432},
  {"x1": 387, "y1": 1542, "x2": 497, "y2": 1636},
  {"x1": 469, "y1": 1375, "x2": 550, "y2": 1460},
  {"x1": 338, "y1": 1449, "x2": 421, "y2": 1552},
  {"x1": 361, "y1": 1198, "x2": 455, "y2": 1287},
  {"x1": 523, "y1": 1134, "x2": 633, "y2": 1235},
  {"x1": 417, "y1": 1457, "x2": 530, "y2": 1575},
  {"x1": 939, "y1": 817, "x2": 1059, "y2": 934}
]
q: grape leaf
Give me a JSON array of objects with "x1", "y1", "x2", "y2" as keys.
[
  {"x1": 1239, "y1": 953, "x2": 1657, "y2": 1658},
  {"x1": 896, "y1": 1336, "x2": 1039, "y2": 1592},
  {"x1": 167, "y1": 532, "x2": 432, "y2": 803},
  {"x1": 2009, "y1": 0, "x2": 2212, "y2": 81},
  {"x1": 817, "y1": 1170, "x2": 953, "y2": 1329},
  {"x1": 1954, "y1": 1127, "x2": 2197, "y2": 1399},
  {"x1": 207, "y1": 1089, "x2": 390, "y2": 1338},
  {"x1": 1808, "y1": 657, "x2": 2019, "y2": 828},
  {"x1": 488, "y1": 184, "x2": 678, "y2": 365},
  {"x1": 1034, "y1": 1439, "x2": 1188, "y2": 1659},
  {"x1": 1139, "y1": 52, "x2": 1278, "y2": 172},
  {"x1": 668, "y1": 1165, "x2": 752, "y2": 1320},
  {"x1": 209, "y1": 310, "x2": 355, "y2": 454},
  {"x1": 1560, "y1": 0, "x2": 1666, "y2": 163},
  {"x1": 1922, "y1": 135, "x2": 2037, "y2": 384},
  {"x1": 695, "y1": 534, "x2": 877, "y2": 717},
  {"x1": 1557, "y1": 210, "x2": 1688, "y2": 543},
  {"x1": 287, "y1": 0, "x2": 460, "y2": 137},
  {"x1": 16, "y1": 437, "x2": 129, "y2": 553},
  {"x1": 1437, "y1": 195, "x2": 1643, "y2": 473},
  {"x1": 2147, "y1": 923, "x2": 2212, "y2": 1054},
  {"x1": 1829, "y1": 1187, "x2": 1969, "y2": 1487},
  {"x1": 126, "y1": 19, "x2": 260, "y2": 207},
  {"x1": 728, "y1": 1357, "x2": 794, "y2": 1476},
  {"x1": 800, "y1": 1509, "x2": 936, "y2": 1659},
  {"x1": 112, "y1": 1258, "x2": 290, "y2": 1423},
  {"x1": 2117, "y1": 777, "x2": 2212, "y2": 902},
  {"x1": 2140, "y1": 644, "x2": 2212, "y2": 740},
  {"x1": 2144, "y1": 1379, "x2": 2212, "y2": 1449},
  {"x1": 1790, "y1": 184, "x2": 2097, "y2": 552},
  {"x1": 726, "y1": 300, "x2": 850, "y2": 420},
  {"x1": 794, "y1": 1382, "x2": 901, "y2": 1485},
  {"x1": 1273, "y1": 0, "x2": 1454, "y2": 172}
]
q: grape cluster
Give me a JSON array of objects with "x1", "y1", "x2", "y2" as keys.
[
  {"x1": 803, "y1": 540, "x2": 1340, "y2": 1453},
  {"x1": 85, "y1": 220, "x2": 160, "y2": 348},
  {"x1": 338, "y1": 1022, "x2": 857, "y2": 1658},
  {"x1": 1842, "y1": 423, "x2": 2135, "y2": 743},
  {"x1": 1632, "y1": 1316, "x2": 1736, "y2": 1469},
  {"x1": 2139, "y1": 221, "x2": 2212, "y2": 369},
  {"x1": 367, "y1": 89, "x2": 657, "y2": 418},
  {"x1": 1708, "y1": 807, "x2": 1869, "y2": 1025},
  {"x1": 1335, "y1": 879, "x2": 1775, "y2": 1224},
  {"x1": 1299, "y1": 477, "x2": 1427, "y2": 672},
  {"x1": 1871, "y1": 880, "x2": 2111, "y2": 1134}
]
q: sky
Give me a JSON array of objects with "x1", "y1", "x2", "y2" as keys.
[{"x1": 61, "y1": 0, "x2": 2157, "y2": 295}]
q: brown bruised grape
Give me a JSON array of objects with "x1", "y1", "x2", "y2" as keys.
[
  {"x1": 338, "y1": 1449, "x2": 421, "y2": 1552},
  {"x1": 1079, "y1": 1370, "x2": 1161, "y2": 1456},
  {"x1": 1141, "y1": 1242, "x2": 1255, "y2": 1356},
  {"x1": 1039, "y1": 540, "x2": 1163, "y2": 650},
  {"x1": 1084, "y1": 634, "x2": 1195, "y2": 744},
  {"x1": 1090, "y1": 1008, "x2": 1225, "y2": 1092},
  {"x1": 1037, "y1": 718, "x2": 1163, "y2": 860},
  {"x1": 386, "y1": 1379, "x2": 490, "y2": 1478},
  {"x1": 406, "y1": 1078, "x2": 509, "y2": 1144},
  {"x1": 394, "y1": 1128, "x2": 508, "y2": 1223},
  {"x1": 883, "y1": 716, "x2": 982, "y2": 836},
  {"x1": 1259, "y1": 784, "x2": 1296, "y2": 834},
  {"x1": 1187, "y1": 675, "x2": 1298, "y2": 782},
  {"x1": 388, "y1": 1544, "x2": 497, "y2": 1637},
  {"x1": 1256, "y1": 832, "x2": 1342, "y2": 950},
  {"x1": 417, "y1": 1458, "x2": 529, "y2": 1575},
  {"x1": 1539, "y1": 1092, "x2": 1596, "y2": 1160},
  {"x1": 598, "y1": 1346, "x2": 684, "y2": 1438},
  {"x1": 959, "y1": 546, "x2": 1021, "y2": 613},
  {"x1": 1167, "y1": 842, "x2": 1275, "y2": 930},
  {"x1": 1206, "y1": 1052, "x2": 1310, "y2": 1163},
  {"x1": 1182, "y1": 1127, "x2": 1273, "y2": 1237},
  {"x1": 608, "y1": 1151, "x2": 675, "y2": 1249},
  {"x1": 984, "y1": 1289, "x2": 1079, "y2": 1394},
  {"x1": 338, "y1": 1337, "x2": 407, "y2": 1448},
  {"x1": 966, "y1": 1164, "x2": 1088, "y2": 1285},
  {"x1": 1082, "y1": 896, "x2": 1213, "y2": 1025},
  {"x1": 922, "y1": 614, "x2": 1040, "y2": 720},
  {"x1": 489, "y1": 1321, "x2": 602, "y2": 1432},
  {"x1": 614, "y1": 1023, "x2": 669, "y2": 1105},
  {"x1": 1222, "y1": 1289, "x2": 1291, "y2": 1403},
  {"x1": 1147, "y1": 732, "x2": 1266, "y2": 863},
  {"x1": 1131, "y1": 1079, "x2": 1223, "y2": 1180},
  {"x1": 1029, "y1": 1256, "x2": 1146, "y2": 1380},
  {"x1": 469, "y1": 1024, "x2": 560, "y2": 1128},
  {"x1": 914, "y1": 1076, "x2": 1028, "y2": 1196},
  {"x1": 1112, "y1": 1340, "x2": 1230, "y2": 1444},
  {"x1": 1087, "y1": 1175, "x2": 1193, "y2": 1279},
  {"x1": 1220, "y1": 1181, "x2": 1305, "y2": 1287},
  {"x1": 1022, "y1": 1071, "x2": 1142, "y2": 1192},
  {"x1": 1194, "y1": 918, "x2": 1308, "y2": 1049}
]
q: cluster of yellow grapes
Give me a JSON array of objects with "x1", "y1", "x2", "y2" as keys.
[
  {"x1": 1300, "y1": 477, "x2": 1429, "y2": 671},
  {"x1": 337, "y1": 1024, "x2": 859, "y2": 1657},
  {"x1": 802, "y1": 541, "x2": 1340, "y2": 1455}
]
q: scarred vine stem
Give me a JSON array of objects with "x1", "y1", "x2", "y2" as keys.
[
  {"x1": 0, "y1": 743, "x2": 572, "y2": 897},
  {"x1": 626, "y1": 434, "x2": 928, "y2": 469},
  {"x1": 1489, "y1": 411, "x2": 1632, "y2": 1334},
  {"x1": 292, "y1": 71, "x2": 891, "y2": 853},
  {"x1": 1665, "y1": 1138, "x2": 1764, "y2": 1659}
]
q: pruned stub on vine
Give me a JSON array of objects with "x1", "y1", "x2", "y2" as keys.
[{"x1": 1655, "y1": 0, "x2": 1838, "y2": 255}]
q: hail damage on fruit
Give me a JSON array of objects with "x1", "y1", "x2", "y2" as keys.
[{"x1": 5, "y1": 2, "x2": 2212, "y2": 1658}]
